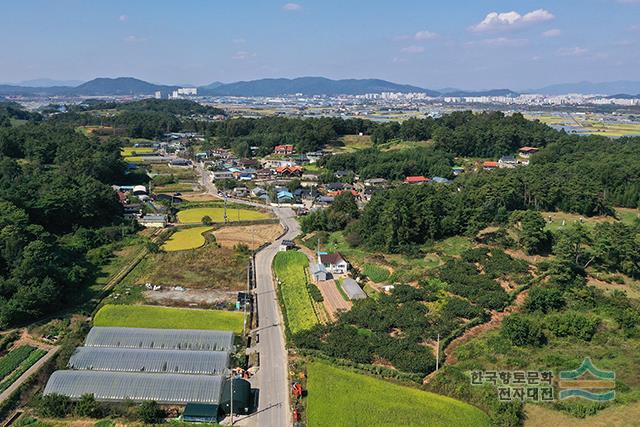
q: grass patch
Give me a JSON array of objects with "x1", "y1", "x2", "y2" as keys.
[
  {"x1": 177, "y1": 207, "x2": 270, "y2": 224},
  {"x1": 542, "y1": 211, "x2": 617, "y2": 233},
  {"x1": 273, "y1": 251, "x2": 319, "y2": 335},
  {"x1": 94, "y1": 304, "x2": 244, "y2": 333},
  {"x1": 306, "y1": 361, "x2": 490, "y2": 427},
  {"x1": 335, "y1": 278, "x2": 349, "y2": 301},
  {"x1": 144, "y1": 245, "x2": 249, "y2": 290},
  {"x1": 616, "y1": 207, "x2": 640, "y2": 226},
  {"x1": 362, "y1": 263, "x2": 391, "y2": 283},
  {"x1": 162, "y1": 226, "x2": 212, "y2": 251},
  {"x1": 155, "y1": 182, "x2": 197, "y2": 193}
]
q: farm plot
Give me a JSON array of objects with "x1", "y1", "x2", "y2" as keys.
[
  {"x1": 362, "y1": 264, "x2": 390, "y2": 283},
  {"x1": 273, "y1": 251, "x2": 319, "y2": 334},
  {"x1": 0, "y1": 346, "x2": 47, "y2": 392},
  {"x1": 177, "y1": 207, "x2": 271, "y2": 224},
  {"x1": 162, "y1": 226, "x2": 213, "y2": 251},
  {"x1": 121, "y1": 147, "x2": 155, "y2": 157},
  {"x1": 213, "y1": 223, "x2": 284, "y2": 250},
  {"x1": 94, "y1": 304, "x2": 244, "y2": 333},
  {"x1": 306, "y1": 361, "x2": 490, "y2": 427}
]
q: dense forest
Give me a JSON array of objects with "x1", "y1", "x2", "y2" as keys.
[{"x1": 0, "y1": 117, "x2": 127, "y2": 327}]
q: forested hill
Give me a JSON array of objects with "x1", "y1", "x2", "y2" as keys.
[
  {"x1": 0, "y1": 116, "x2": 127, "y2": 327},
  {"x1": 200, "y1": 77, "x2": 439, "y2": 96}
]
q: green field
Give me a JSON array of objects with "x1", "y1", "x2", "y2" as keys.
[
  {"x1": 162, "y1": 226, "x2": 213, "y2": 251},
  {"x1": 121, "y1": 147, "x2": 155, "y2": 157},
  {"x1": 306, "y1": 362, "x2": 490, "y2": 427},
  {"x1": 94, "y1": 304, "x2": 244, "y2": 333},
  {"x1": 177, "y1": 207, "x2": 270, "y2": 224},
  {"x1": 273, "y1": 251, "x2": 319, "y2": 334},
  {"x1": 362, "y1": 263, "x2": 390, "y2": 283},
  {"x1": 0, "y1": 346, "x2": 47, "y2": 393}
]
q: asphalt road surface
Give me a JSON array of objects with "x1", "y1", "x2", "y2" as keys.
[
  {"x1": 195, "y1": 164, "x2": 295, "y2": 426},
  {"x1": 253, "y1": 207, "x2": 299, "y2": 427}
]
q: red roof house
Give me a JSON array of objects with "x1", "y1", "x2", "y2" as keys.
[
  {"x1": 274, "y1": 144, "x2": 295, "y2": 155},
  {"x1": 404, "y1": 176, "x2": 429, "y2": 184},
  {"x1": 482, "y1": 161, "x2": 498, "y2": 170}
]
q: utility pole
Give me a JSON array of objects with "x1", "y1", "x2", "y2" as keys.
[
  {"x1": 230, "y1": 375, "x2": 234, "y2": 426},
  {"x1": 435, "y1": 333, "x2": 440, "y2": 371},
  {"x1": 223, "y1": 193, "x2": 228, "y2": 224}
]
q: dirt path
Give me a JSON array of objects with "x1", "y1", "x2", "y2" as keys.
[
  {"x1": 316, "y1": 280, "x2": 352, "y2": 321},
  {"x1": 443, "y1": 290, "x2": 528, "y2": 366}
]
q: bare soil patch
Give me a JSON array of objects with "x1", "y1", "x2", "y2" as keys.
[{"x1": 213, "y1": 223, "x2": 284, "y2": 250}]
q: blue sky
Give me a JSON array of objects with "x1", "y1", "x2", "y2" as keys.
[{"x1": 1, "y1": 0, "x2": 638, "y2": 89}]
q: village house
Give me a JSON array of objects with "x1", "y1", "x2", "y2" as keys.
[
  {"x1": 274, "y1": 144, "x2": 295, "y2": 155},
  {"x1": 482, "y1": 161, "x2": 498, "y2": 171},
  {"x1": 518, "y1": 146, "x2": 539, "y2": 158},
  {"x1": 498, "y1": 156, "x2": 518, "y2": 169},
  {"x1": 212, "y1": 170, "x2": 234, "y2": 181},
  {"x1": 452, "y1": 166, "x2": 465, "y2": 176},
  {"x1": 364, "y1": 178, "x2": 387, "y2": 187},
  {"x1": 404, "y1": 176, "x2": 430, "y2": 184},
  {"x1": 275, "y1": 165, "x2": 303, "y2": 177},
  {"x1": 319, "y1": 252, "x2": 349, "y2": 274}
]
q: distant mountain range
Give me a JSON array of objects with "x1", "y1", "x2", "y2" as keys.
[
  {"x1": 198, "y1": 77, "x2": 439, "y2": 97},
  {"x1": 1, "y1": 76, "x2": 640, "y2": 98},
  {"x1": 527, "y1": 80, "x2": 640, "y2": 96}
]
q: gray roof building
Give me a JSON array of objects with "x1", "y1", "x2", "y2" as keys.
[
  {"x1": 68, "y1": 347, "x2": 229, "y2": 375},
  {"x1": 44, "y1": 371, "x2": 226, "y2": 404},
  {"x1": 341, "y1": 278, "x2": 367, "y2": 300},
  {"x1": 84, "y1": 327, "x2": 234, "y2": 352}
]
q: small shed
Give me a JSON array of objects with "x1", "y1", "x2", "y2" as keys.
[
  {"x1": 183, "y1": 403, "x2": 219, "y2": 423},
  {"x1": 311, "y1": 262, "x2": 329, "y2": 282},
  {"x1": 220, "y1": 378, "x2": 252, "y2": 415},
  {"x1": 341, "y1": 278, "x2": 367, "y2": 300}
]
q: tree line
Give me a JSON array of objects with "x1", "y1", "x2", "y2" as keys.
[{"x1": 0, "y1": 119, "x2": 128, "y2": 327}]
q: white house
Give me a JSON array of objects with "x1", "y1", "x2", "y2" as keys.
[{"x1": 319, "y1": 252, "x2": 349, "y2": 274}]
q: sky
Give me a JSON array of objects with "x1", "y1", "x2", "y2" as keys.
[{"x1": 1, "y1": 0, "x2": 639, "y2": 90}]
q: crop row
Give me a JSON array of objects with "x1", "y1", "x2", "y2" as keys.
[
  {"x1": 0, "y1": 346, "x2": 36, "y2": 380},
  {"x1": 0, "y1": 348, "x2": 47, "y2": 393}
]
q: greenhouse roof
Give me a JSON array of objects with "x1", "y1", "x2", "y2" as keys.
[
  {"x1": 44, "y1": 371, "x2": 226, "y2": 404},
  {"x1": 84, "y1": 327, "x2": 234, "y2": 352},
  {"x1": 68, "y1": 347, "x2": 230, "y2": 375}
]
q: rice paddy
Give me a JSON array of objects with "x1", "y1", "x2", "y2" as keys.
[
  {"x1": 177, "y1": 207, "x2": 271, "y2": 224},
  {"x1": 162, "y1": 226, "x2": 213, "y2": 251}
]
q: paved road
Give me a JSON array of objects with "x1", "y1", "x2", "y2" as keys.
[
  {"x1": 195, "y1": 163, "x2": 295, "y2": 426},
  {"x1": 253, "y1": 207, "x2": 299, "y2": 427}
]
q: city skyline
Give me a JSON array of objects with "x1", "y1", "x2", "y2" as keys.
[{"x1": 1, "y1": 0, "x2": 639, "y2": 90}]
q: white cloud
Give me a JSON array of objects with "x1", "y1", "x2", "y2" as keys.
[
  {"x1": 392, "y1": 57, "x2": 408, "y2": 64},
  {"x1": 400, "y1": 45, "x2": 425, "y2": 54},
  {"x1": 466, "y1": 37, "x2": 528, "y2": 47},
  {"x1": 471, "y1": 9, "x2": 554, "y2": 32},
  {"x1": 118, "y1": 15, "x2": 128, "y2": 22},
  {"x1": 232, "y1": 51, "x2": 256, "y2": 60},
  {"x1": 542, "y1": 28, "x2": 561, "y2": 38},
  {"x1": 414, "y1": 30, "x2": 438, "y2": 41},
  {"x1": 282, "y1": 3, "x2": 302, "y2": 11},
  {"x1": 395, "y1": 30, "x2": 438, "y2": 42},
  {"x1": 124, "y1": 35, "x2": 146, "y2": 44},
  {"x1": 557, "y1": 46, "x2": 588, "y2": 56}
]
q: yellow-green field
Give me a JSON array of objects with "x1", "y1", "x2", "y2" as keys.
[
  {"x1": 306, "y1": 361, "x2": 490, "y2": 427},
  {"x1": 177, "y1": 207, "x2": 271, "y2": 224},
  {"x1": 121, "y1": 147, "x2": 155, "y2": 157},
  {"x1": 94, "y1": 304, "x2": 244, "y2": 332},
  {"x1": 162, "y1": 226, "x2": 213, "y2": 251}
]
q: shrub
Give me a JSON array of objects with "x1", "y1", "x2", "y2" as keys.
[
  {"x1": 201, "y1": 215, "x2": 213, "y2": 225},
  {"x1": 75, "y1": 393, "x2": 103, "y2": 418},
  {"x1": 501, "y1": 314, "x2": 545, "y2": 347},
  {"x1": 308, "y1": 284, "x2": 324, "y2": 302},
  {"x1": 138, "y1": 401, "x2": 164, "y2": 424},
  {"x1": 546, "y1": 312, "x2": 599, "y2": 341},
  {"x1": 38, "y1": 393, "x2": 72, "y2": 418},
  {"x1": 524, "y1": 286, "x2": 565, "y2": 313}
]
